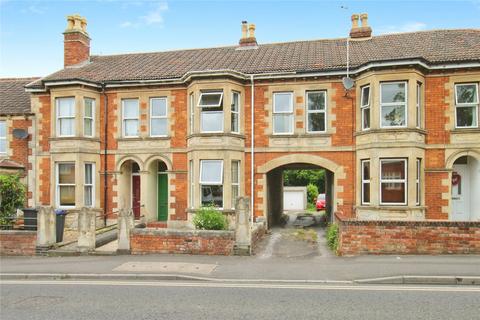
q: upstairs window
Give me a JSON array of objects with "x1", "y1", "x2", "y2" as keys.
[
  {"x1": 416, "y1": 83, "x2": 422, "y2": 128},
  {"x1": 380, "y1": 159, "x2": 407, "y2": 205},
  {"x1": 189, "y1": 93, "x2": 194, "y2": 134},
  {"x1": 56, "y1": 162, "x2": 75, "y2": 208},
  {"x1": 455, "y1": 83, "x2": 478, "y2": 128},
  {"x1": 56, "y1": 97, "x2": 75, "y2": 137},
  {"x1": 231, "y1": 91, "x2": 240, "y2": 133},
  {"x1": 380, "y1": 82, "x2": 407, "y2": 128},
  {"x1": 360, "y1": 85, "x2": 371, "y2": 130},
  {"x1": 84, "y1": 98, "x2": 95, "y2": 137},
  {"x1": 200, "y1": 160, "x2": 223, "y2": 207},
  {"x1": 150, "y1": 97, "x2": 168, "y2": 137},
  {"x1": 0, "y1": 120, "x2": 6, "y2": 154},
  {"x1": 306, "y1": 91, "x2": 327, "y2": 133},
  {"x1": 361, "y1": 160, "x2": 370, "y2": 205},
  {"x1": 122, "y1": 99, "x2": 139, "y2": 137},
  {"x1": 199, "y1": 91, "x2": 224, "y2": 133},
  {"x1": 273, "y1": 92, "x2": 294, "y2": 134}
]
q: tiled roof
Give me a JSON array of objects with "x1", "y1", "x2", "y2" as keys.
[
  {"x1": 0, "y1": 78, "x2": 39, "y2": 114},
  {"x1": 29, "y1": 29, "x2": 479, "y2": 87}
]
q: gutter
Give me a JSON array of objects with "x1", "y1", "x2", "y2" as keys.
[
  {"x1": 101, "y1": 83, "x2": 108, "y2": 226},
  {"x1": 250, "y1": 75, "x2": 255, "y2": 224}
]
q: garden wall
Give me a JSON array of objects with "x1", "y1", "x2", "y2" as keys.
[
  {"x1": 130, "y1": 228, "x2": 235, "y2": 255},
  {"x1": 0, "y1": 230, "x2": 36, "y2": 256},
  {"x1": 335, "y1": 212, "x2": 480, "y2": 256}
]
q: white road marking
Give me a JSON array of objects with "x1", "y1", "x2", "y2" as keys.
[{"x1": 2, "y1": 280, "x2": 480, "y2": 293}]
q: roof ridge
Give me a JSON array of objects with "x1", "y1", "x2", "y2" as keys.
[
  {"x1": 0, "y1": 77, "x2": 41, "y2": 81},
  {"x1": 373, "y1": 28, "x2": 480, "y2": 38}
]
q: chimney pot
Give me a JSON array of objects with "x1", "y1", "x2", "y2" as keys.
[
  {"x1": 241, "y1": 21, "x2": 248, "y2": 40},
  {"x1": 360, "y1": 13, "x2": 369, "y2": 27},
  {"x1": 351, "y1": 14, "x2": 359, "y2": 28},
  {"x1": 349, "y1": 12, "x2": 372, "y2": 39},
  {"x1": 248, "y1": 23, "x2": 256, "y2": 38},
  {"x1": 238, "y1": 21, "x2": 257, "y2": 47}
]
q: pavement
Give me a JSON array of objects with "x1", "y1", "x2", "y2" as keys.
[{"x1": 1, "y1": 226, "x2": 479, "y2": 285}]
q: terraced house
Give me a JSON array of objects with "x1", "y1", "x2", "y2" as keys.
[{"x1": 24, "y1": 14, "x2": 480, "y2": 229}]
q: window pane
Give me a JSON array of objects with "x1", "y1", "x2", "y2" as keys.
[
  {"x1": 362, "y1": 108, "x2": 370, "y2": 129},
  {"x1": 201, "y1": 112, "x2": 223, "y2": 132},
  {"x1": 151, "y1": 118, "x2": 167, "y2": 136},
  {"x1": 361, "y1": 86, "x2": 370, "y2": 106},
  {"x1": 274, "y1": 93, "x2": 292, "y2": 112},
  {"x1": 381, "y1": 83, "x2": 406, "y2": 103},
  {"x1": 381, "y1": 183, "x2": 405, "y2": 203},
  {"x1": 0, "y1": 121, "x2": 5, "y2": 137},
  {"x1": 151, "y1": 98, "x2": 167, "y2": 117},
  {"x1": 201, "y1": 185, "x2": 223, "y2": 207},
  {"x1": 381, "y1": 160, "x2": 405, "y2": 180},
  {"x1": 308, "y1": 113, "x2": 325, "y2": 132},
  {"x1": 363, "y1": 182, "x2": 370, "y2": 204},
  {"x1": 456, "y1": 84, "x2": 478, "y2": 104},
  {"x1": 456, "y1": 106, "x2": 477, "y2": 127},
  {"x1": 199, "y1": 93, "x2": 223, "y2": 107},
  {"x1": 232, "y1": 161, "x2": 239, "y2": 183},
  {"x1": 59, "y1": 163, "x2": 75, "y2": 184},
  {"x1": 84, "y1": 186, "x2": 92, "y2": 207},
  {"x1": 381, "y1": 105, "x2": 405, "y2": 127},
  {"x1": 124, "y1": 119, "x2": 138, "y2": 136},
  {"x1": 0, "y1": 140, "x2": 6, "y2": 153},
  {"x1": 84, "y1": 118, "x2": 93, "y2": 136},
  {"x1": 58, "y1": 98, "x2": 75, "y2": 117},
  {"x1": 60, "y1": 118, "x2": 75, "y2": 136},
  {"x1": 232, "y1": 92, "x2": 239, "y2": 112},
  {"x1": 85, "y1": 164, "x2": 93, "y2": 184},
  {"x1": 232, "y1": 185, "x2": 239, "y2": 208},
  {"x1": 273, "y1": 114, "x2": 292, "y2": 133},
  {"x1": 84, "y1": 99, "x2": 94, "y2": 117},
  {"x1": 362, "y1": 161, "x2": 370, "y2": 180},
  {"x1": 200, "y1": 160, "x2": 223, "y2": 184},
  {"x1": 231, "y1": 113, "x2": 239, "y2": 133},
  {"x1": 123, "y1": 99, "x2": 139, "y2": 118},
  {"x1": 60, "y1": 186, "x2": 75, "y2": 206},
  {"x1": 307, "y1": 92, "x2": 325, "y2": 111}
]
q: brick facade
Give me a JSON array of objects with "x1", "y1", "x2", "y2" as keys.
[{"x1": 0, "y1": 230, "x2": 37, "y2": 256}]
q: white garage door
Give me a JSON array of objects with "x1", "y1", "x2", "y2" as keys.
[{"x1": 283, "y1": 190, "x2": 306, "y2": 211}]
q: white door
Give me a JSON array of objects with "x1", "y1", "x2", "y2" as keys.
[
  {"x1": 283, "y1": 191, "x2": 305, "y2": 211},
  {"x1": 451, "y1": 164, "x2": 470, "y2": 221}
]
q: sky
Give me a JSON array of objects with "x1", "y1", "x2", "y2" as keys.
[{"x1": 0, "y1": 0, "x2": 479, "y2": 77}]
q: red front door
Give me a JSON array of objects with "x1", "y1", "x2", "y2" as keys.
[{"x1": 132, "y1": 175, "x2": 141, "y2": 219}]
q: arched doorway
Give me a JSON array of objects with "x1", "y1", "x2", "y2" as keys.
[
  {"x1": 144, "y1": 159, "x2": 169, "y2": 222},
  {"x1": 451, "y1": 155, "x2": 480, "y2": 221},
  {"x1": 118, "y1": 159, "x2": 142, "y2": 219}
]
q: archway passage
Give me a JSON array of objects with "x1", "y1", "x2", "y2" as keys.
[
  {"x1": 451, "y1": 155, "x2": 480, "y2": 221},
  {"x1": 266, "y1": 163, "x2": 334, "y2": 227}
]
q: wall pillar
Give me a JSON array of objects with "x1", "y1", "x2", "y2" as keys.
[{"x1": 77, "y1": 207, "x2": 96, "y2": 252}]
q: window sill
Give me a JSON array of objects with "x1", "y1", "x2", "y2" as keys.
[
  {"x1": 451, "y1": 128, "x2": 480, "y2": 134},
  {"x1": 356, "y1": 205, "x2": 427, "y2": 210},
  {"x1": 269, "y1": 133, "x2": 332, "y2": 138},
  {"x1": 117, "y1": 136, "x2": 171, "y2": 142},
  {"x1": 187, "y1": 208, "x2": 235, "y2": 214},
  {"x1": 49, "y1": 137, "x2": 101, "y2": 142},
  {"x1": 187, "y1": 133, "x2": 245, "y2": 139},
  {"x1": 354, "y1": 127, "x2": 427, "y2": 136}
]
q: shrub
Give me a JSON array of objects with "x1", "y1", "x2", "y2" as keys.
[
  {"x1": 306, "y1": 183, "x2": 319, "y2": 204},
  {"x1": 0, "y1": 174, "x2": 26, "y2": 229},
  {"x1": 326, "y1": 223, "x2": 339, "y2": 252},
  {"x1": 193, "y1": 206, "x2": 228, "y2": 230}
]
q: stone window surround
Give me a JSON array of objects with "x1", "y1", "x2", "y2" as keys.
[
  {"x1": 453, "y1": 82, "x2": 479, "y2": 129},
  {"x1": 379, "y1": 158, "x2": 408, "y2": 206},
  {"x1": 50, "y1": 88, "x2": 100, "y2": 139}
]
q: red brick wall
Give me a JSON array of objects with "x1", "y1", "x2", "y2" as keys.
[
  {"x1": 245, "y1": 85, "x2": 268, "y2": 148},
  {"x1": 425, "y1": 149, "x2": 449, "y2": 219},
  {"x1": 38, "y1": 157, "x2": 51, "y2": 205},
  {"x1": 336, "y1": 214, "x2": 480, "y2": 255},
  {"x1": 0, "y1": 231, "x2": 37, "y2": 256},
  {"x1": 171, "y1": 89, "x2": 188, "y2": 148},
  {"x1": 38, "y1": 95, "x2": 51, "y2": 152},
  {"x1": 425, "y1": 76, "x2": 450, "y2": 145},
  {"x1": 131, "y1": 228, "x2": 234, "y2": 255},
  {"x1": 64, "y1": 32, "x2": 90, "y2": 67},
  {"x1": 170, "y1": 153, "x2": 187, "y2": 220},
  {"x1": 331, "y1": 83, "x2": 355, "y2": 146}
]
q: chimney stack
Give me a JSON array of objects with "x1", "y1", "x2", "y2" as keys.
[
  {"x1": 349, "y1": 13, "x2": 372, "y2": 39},
  {"x1": 63, "y1": 14, "x2": 90, "y2": 67},
  {"x1": 239, "y1": 21, "x2": 258, "y2": 47}
]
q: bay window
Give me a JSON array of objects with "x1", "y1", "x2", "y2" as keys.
[
  {"x1": 57, "y1": 163, "x2": 75, "y2": 207},
  {"x1": 380, "y1": 82, "x2": 407, "y2": 128},
  {"x1": 200, "y1": 160, "x2": 223, "y2": 207},
  {"x1": 231, "y1": 91, "x2": 240, "y2": 133},
  {"x1": 189, "y1": 93, "x2": 194, "y2": 134},
  {"x1": 231, "y1": 160, "x2": 240, "y2": 209},
  {"x1": 122, "y1": 99, "x2": 139, "y2": 137},
  {"x1": 199, "y1": 91, "x2": 224, "y2": 133},
  {"x1": 306, "y1": 91, "x2": 327, "y2": 133},
  {"x1": 455, "y1": 83, "x2": 478, "y2": 128},
  {"x1": 84, "y1": 163, "x2": 94, "y2": 207},
  {"x1": 56, "y1": 97, "x2": 75, "y2": 136},
  {"x1": 360, "y1": 85, "x2": 370, "y2": 130},
  {"x1": 189, "y1": 160, "x2": 194, "y2": 208},
  {"x1": 0, "y1": 120, "x2": 6, "y2": 154},
  {"x1": 84, "y1": 98, "x2": 95, "y2": 137},
  {"x1": 150, "y1": 97, "x2": 168, "y2": 137},
  {"x1": 380, "y1": 159, "x2": 407, "y2": 205},
  {"x1": 273, "y1": 92, "x2": 294, "y2": 134},
  {"x1": 416, "y1": 159, "x2": 421, "y2": 206},
  {"x1": 361, "y1": 160, "x2": 370, "y2": 205},
  {"x1": 416, "y1": 83, "x2": 422, "y2": 128}
]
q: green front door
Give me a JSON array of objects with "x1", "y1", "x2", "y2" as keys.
[{"x1": 157, "y1": 174, "x2": 168, "y2": 221}]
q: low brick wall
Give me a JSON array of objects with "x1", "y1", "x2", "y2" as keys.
[
  {"x1": 0, "y1": 230, "x2": 37, "y2": 256},
  {"x1": 131, "y1": 228, "x2": 235, "y2": 255},
  {"x1": 335, "y1": 213, "x2": 480, "y2": 255}
]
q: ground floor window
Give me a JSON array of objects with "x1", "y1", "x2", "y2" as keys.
[
  {"x1": 57, "y1": 162, "x2": 75, "y2": 207},
  {"x1": 361, "y1": 160, "x2": 370, "y2": 205},
  {"x1": 200, "y1": 160, "x2": 223, "y2": 207},
  {"x1": 380, "y1": 158, "x2": 407, "y2": 205},
  {"x1": 84, "y1": 163, "x2": 94, "y2": 207},
  {"x1": 416, "y1": 159, "x2": 421, "y2": 205},
  {"x1": 231, "y1": 160, "x2": 240, "y2": 208}
]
